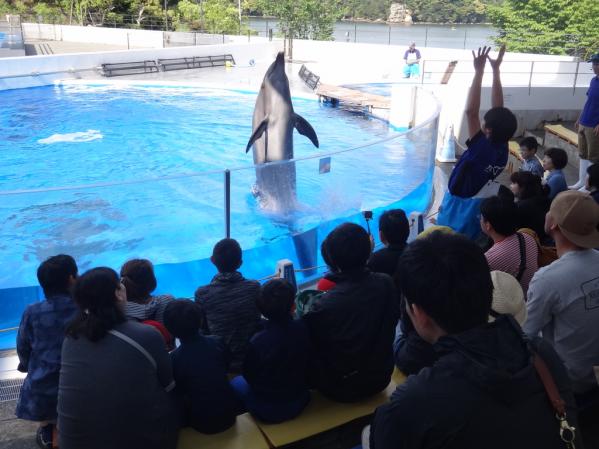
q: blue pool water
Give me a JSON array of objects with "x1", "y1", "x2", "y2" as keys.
[{"x1": 0, "y1": 83, "x2": 436, "y2": 349}]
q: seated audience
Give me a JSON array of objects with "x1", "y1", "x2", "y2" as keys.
[
  {"x1": 437, "y1": 45, "x2": 518, "y2": 239},
  {"x1": 120, "y1": 258, "x2": 173, "y2": 324},
  {"x1": 16, "y1": 255, "x2": 78, "y2": 449},
  {"x1": 303, "y1": 223, "x2": 398, "y2": 402},
  {"x1": 518, "y1": 136, "x2": 544, "y2": 177},
  {"x1": 367, "y1": 209, "x2": 409, "y2": 276},
  {"x1": 587, "y1": 162, "x2": 599, "y2": 203},
  {"x1": 525, "y1": 191, "x2": 599, "y2": 447},
  {"x1": 232, "y1": 279, "x2": 311, "y2": 423},
  {"x1": 195, "y1": 238, "x2": 261, "y2": 372},
  {"x1": 509, "y1": 171, "x2": 551, "y2": 242},
  {"x1": 163, "y1": 300, "x2": 239, "y2": 434},
  {"x1": 542, "y1": 147, "x2": 568, "y2": 200},
  {"x1": 480, "y1": 196, "x2": 539, "y2": 295},
  {"x1": 370, "y1": 232, "x2": 580, "y2": 449},
  {"x1": 58, "y1": 267, "x2": 178, "y2": 449}
]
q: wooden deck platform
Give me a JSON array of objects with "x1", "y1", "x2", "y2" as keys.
[{"x1": 315, "y1": 83, "x2": 390, "y2": 111}]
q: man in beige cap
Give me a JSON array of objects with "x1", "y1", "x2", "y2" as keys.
[{"x1": 525, "y1": 190, "x2": 599, "y2": 445}]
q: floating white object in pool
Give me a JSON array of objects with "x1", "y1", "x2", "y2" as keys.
[{"x1": 38, "y1": 129, "x2": 103, "y2": 144}]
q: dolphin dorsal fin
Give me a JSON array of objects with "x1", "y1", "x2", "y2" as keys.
[
  {"x1": 246, "y1": 117, "x2": 269, "y2": 153},
  {"x1": 294, "y1": 113, "x2": 319, "y2": 148}
]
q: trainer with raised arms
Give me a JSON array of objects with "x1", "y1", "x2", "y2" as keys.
[{"x1": 437, "y1": 45, "x2": 518, "y2": 238}]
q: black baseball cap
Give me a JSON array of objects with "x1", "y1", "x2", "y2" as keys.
[{"x1": 588, "y1": 53, "x2": 599, "y2": 63}]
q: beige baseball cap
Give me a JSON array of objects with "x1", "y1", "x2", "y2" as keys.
[{"x1": 550, "y1": 191, "x2": 599, "y2": 249}]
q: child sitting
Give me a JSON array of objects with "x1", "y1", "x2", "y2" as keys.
[
  {"x1": 163, "y1": 300, "x2": 240, "y2": 434},
  {"x1": 120, "y1": 258, "x2": 174, "y2": 324},
  {"x1": 16, "y1": 255, "x2": 79, "y2": 449},
  {"x1": 519, "y1": 136, "x2": 544, "y2": 178},
  {"x1": 542, "y1": 147, "x2": 569, "y2": 200},
  {"x1": 232, "y1": 279, "x2": 311, "y2": 423},
  {"x1": 194, "y1": 238, "x2": 261, "y2": 373}
]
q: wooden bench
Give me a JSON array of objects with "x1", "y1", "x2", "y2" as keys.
[
  {"x1": 254, "y1": 369, "x2": 407, "y2": 447},
  {"x1": 158, "y1": 54, "x2": 235, "y2": 72},
  {"x1": 544, "y1": 124, "x2": 578, "y2": 147},
  {"x1": 177, "y1": 413, "x2": 269, "y2": 449},
  {"x1": 100, "y1": 60, "x2": 159, "y2": 77}
]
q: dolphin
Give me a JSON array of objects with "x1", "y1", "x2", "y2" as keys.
[{"x1": 245, "y1": 52, "x2": 319, "y2": 215}]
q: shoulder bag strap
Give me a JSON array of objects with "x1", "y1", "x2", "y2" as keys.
[
  {"x1": 515, "y1": 232, "x2": 527, "y2": 282},
  {"x1": 108, "y1": 329, "x2": 157, "y2": 370},
  {"x1": 532, "y1": 351, "x2": 577, "y2": 448}
]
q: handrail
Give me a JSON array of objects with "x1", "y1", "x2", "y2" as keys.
[{"x1": 0, "y1": 67, "x2": 99, "y2": 81}]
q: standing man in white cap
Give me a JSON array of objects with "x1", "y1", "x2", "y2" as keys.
[
  {"x1": 570, "y1": 52, "x2": 599, "y2": 189},
  {"x1": 525, "y1": 190, "x2": 599, "y2": 447}
]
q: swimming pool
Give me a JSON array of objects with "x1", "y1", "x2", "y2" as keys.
[{"x1": 0, "y1": 82, "x2": 439, "y2": 349}]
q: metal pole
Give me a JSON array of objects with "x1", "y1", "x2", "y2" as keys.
[
  {"x1": 238, "y1": 0, "x2": 241, "y2": 35},
  {"x1": 388, "y1": 25, "x2": 391, "y2": 45},
  {"x1": 224, "y1": 169, "x2": 231, "y2": 238},
  {"x1": 421, "y1": 59, "x2": 426, "y2": 85},
  {"x1": 164, "y1": 0, "x2": 168, "y2": 31},
  {"x1": 528, "y1": 61, "x2": 534, "y2": 95},
  {"x1": 127, "y1": 32, "x2": 130, "y2": 49},
  {"x1": 572, "y1": 60, "x2": 580, "y2": 95},
  {"x1": 354, "y1": 21, "x2": 357, "y2": 43},
  {"x1": 247, "y1": 29, "x2": 250, "y2": 42},
  {"x1": 463, "y1": 28, "x2": 467, "y2": 49},
  {"x1": 424, "y1": 26, "x2": 428, "y2": 47}
]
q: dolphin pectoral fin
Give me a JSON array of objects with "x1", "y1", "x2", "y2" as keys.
[
  {"x1": 293, "y1": 113, "x2": 319, "y2": 148},
  {"x1": 246, "y1": 118, "x2": 269, "y2": 153}
]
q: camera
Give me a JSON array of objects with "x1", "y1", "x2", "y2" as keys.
[{"x1": 362, "y1": 210, "x2": 373, "y2": 235}]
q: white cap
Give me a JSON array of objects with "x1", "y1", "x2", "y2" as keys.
[{"x1": 489, "y1": 271, "x2": 527, "y2": 326}]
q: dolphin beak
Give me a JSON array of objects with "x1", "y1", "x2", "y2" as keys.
[{"x1": 275, "y1": 52, "x2": 285, "y2": 67}]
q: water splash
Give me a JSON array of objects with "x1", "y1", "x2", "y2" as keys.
[{"x1": 38, "y1": 129, "x2": 103, "y2": 144}]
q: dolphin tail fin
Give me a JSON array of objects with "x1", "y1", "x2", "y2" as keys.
[
  {"x1": 246, "y1": 117, "x2": 269, "y2": 153},
  {"x1": 294, "y1": 113, "x2": 319, "y2": 148}
]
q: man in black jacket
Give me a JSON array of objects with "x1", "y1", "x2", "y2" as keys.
[
  {"x1": 303, "y1": 223, "x2": 399, "y2": 402},
  {"x1": 370, "y1": 232, "x2": 580, "y2": 449}
]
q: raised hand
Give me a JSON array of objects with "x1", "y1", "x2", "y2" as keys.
[
  {"x1": 472, "y1": 46, "x2": 491, "y2": 73},
  {"x1": 487, "y1": 44, "x2": 506, "y2": 71}
]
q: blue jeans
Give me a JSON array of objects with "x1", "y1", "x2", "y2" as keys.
[
  {"x1": 230, "y1": 376, "x2": 310, "y2": 423},
  {"x1": 403, "y1": 64, "x2": 420, "y2": 78}
]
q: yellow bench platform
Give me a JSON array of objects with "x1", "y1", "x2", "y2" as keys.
[
  {"x1": 544, "y1": 124, "x2": 578, "y2": 147},
  {"x1": 255, "y1": 369, "x2": 408, "y2": 447},
  {"x1": 177, "y1": 413, "x2": 269, "y2": 449},
  {"x1": 508, "y1": 141, "x2": 523, "y2": 161}
]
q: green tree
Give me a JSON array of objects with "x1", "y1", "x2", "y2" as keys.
[
  {"x1": 252, "y1": 0, "x2": 342, "y2": 40},
  {"x1": 488, "y1": 0, "x2": 598, "y2": 57}
]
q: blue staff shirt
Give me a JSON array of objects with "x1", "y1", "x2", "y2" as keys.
[
  {"x1": 448, "y1": 131, "x2": 508, "y2": 198},
  {"x1": 580, "y1": 76, "x2": 599, "y2": 128}
]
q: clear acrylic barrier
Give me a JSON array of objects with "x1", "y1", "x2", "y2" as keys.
[
  {"x1": 0, "y1": 171, "x2": 225, "y2": 349},
  {"x1": 0, "y1": 90, "x2": 440, "y2": 349},
  {"x1": 229, "y1": 114, "x2": 439, "y2": 284}
]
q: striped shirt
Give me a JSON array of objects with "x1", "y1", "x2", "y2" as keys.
[
  {"x1": 125, "y1": 295, "x2": 174, "y2": 324},
  {"x1": 485, "y1": 232, "x2": 539, "y2": 295}
]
